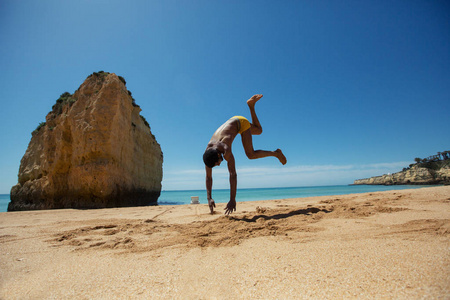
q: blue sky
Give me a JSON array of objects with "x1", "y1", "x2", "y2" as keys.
[{"x1": 0, "y1": 0, "x2": 449, "y2": 193}]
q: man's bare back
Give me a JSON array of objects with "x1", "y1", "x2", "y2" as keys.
[{"x1": 206, "y1": 118, "x2": 240, "y2": 153}]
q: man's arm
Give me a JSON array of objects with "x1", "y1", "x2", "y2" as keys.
[
  {"x1": 205, "y1": 166, "x2": 215, "y2": 214},
  {"x1": 224, "y1": 152, "x2": 237, "y2": 215}
]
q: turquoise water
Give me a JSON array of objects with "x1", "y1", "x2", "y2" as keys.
[
  {"x1": 0, "y1": 185, "x2": 431, "y2": 212},
  {"x1": 158, "y1": 185, "x2": 430, "y2": 205},
  {"x1": 0, "y1": 194, "x2": 10, "y2": 212}
]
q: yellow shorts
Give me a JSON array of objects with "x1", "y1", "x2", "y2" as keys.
[{"x1": 232, "y1": 116, "x2": 251, "y2": 134}]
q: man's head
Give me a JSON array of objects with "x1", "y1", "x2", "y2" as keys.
[{"x1": 203, "y1": 148, "x2": 223, "y2": 168}]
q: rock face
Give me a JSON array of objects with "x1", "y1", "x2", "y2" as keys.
[
  {"x1": 354, "y1": 161, "x2": 450, "y2": 185},
  {"x1": 9, "y1": 72, "x2": 163, "y2": 211}
]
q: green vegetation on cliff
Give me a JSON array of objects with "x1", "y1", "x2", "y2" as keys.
[
  {"x1": 354, "y1": 150, "x2": 450, "y2": 185},
  {"x1": 404, "y1": 151, "x2": 450, "y2": 171},
  {"x1": 52, "y1": 92, "x2": 77, "y2": 115}
]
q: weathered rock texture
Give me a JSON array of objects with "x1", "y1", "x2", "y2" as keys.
[
  {"x1": 9, "y1": 72, "x2": 163, "y2": 211},
  {"x1": 354, "y1": 161, "x2": 450, "y2": 185}
]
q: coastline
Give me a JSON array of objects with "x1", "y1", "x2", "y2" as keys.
[
  {"x1": 1, "y1": 184, "x2": 434, "y2": 212},
  {"x1": 1, "y1": 186, "x2": 449, "y2": 298}
]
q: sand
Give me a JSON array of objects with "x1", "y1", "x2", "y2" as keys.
[{"x1": 0, "y1": 186, "x2": 449, "y2": 299}]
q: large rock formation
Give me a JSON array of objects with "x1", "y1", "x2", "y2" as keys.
[
  {"x1": 354, "y1": 161, "x2": 450, "y2": 185},
  {"x1": 9, "y1": 72, "x2": 163, "y2": 211}
]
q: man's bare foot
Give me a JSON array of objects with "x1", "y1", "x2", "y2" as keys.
[
  {"x1": 247, "y1": 94, "x2": 263, "y2": 107},
  {"x1": 276, "y1": 149, "x2": 287, "y2": 165}
]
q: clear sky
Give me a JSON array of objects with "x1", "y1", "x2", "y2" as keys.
[{"x1": 1, "y1": 0, "x2": 449, "y2": 193}]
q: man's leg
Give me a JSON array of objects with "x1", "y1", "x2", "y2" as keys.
[
  {"x1": 242, "y1": 94, "x2": 286, "y2": 164},
  {"x1": 241, "y1": 129, "x2": 287, "y2": 164},
  {"x1": 247, "y1": 94, "x2": 263, "y2": 135}
]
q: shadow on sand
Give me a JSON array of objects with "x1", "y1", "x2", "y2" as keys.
[{"x1": 230, "y1": 207, "x2": 332, "y2": 223}]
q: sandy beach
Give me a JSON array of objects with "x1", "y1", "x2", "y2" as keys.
[{"x1": 1, "y1": 186, "x2": 449, "y2": 299}]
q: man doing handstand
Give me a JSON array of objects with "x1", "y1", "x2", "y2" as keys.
[{"x1": 203, "y1": 94, "x2": 287, "y2": 215}]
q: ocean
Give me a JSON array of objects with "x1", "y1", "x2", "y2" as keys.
[{"x1": 0, "y1": 184, "x2": 431, "y2": 212}]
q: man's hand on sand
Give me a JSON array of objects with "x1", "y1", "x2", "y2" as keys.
[
  {"x1": 208, "y1": 199, "x2": 216, "y2": 214},
  {"x1": 224, "y1": 200, "x2": 236, "y2": 215}
]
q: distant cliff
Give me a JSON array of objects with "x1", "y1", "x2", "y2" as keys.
[
  {"x1": 9, "y1": 72, "x2": 163, "y2": 211},
  {"x1": 354, "y1": 160, "x2": 450, "y2": 185}
]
